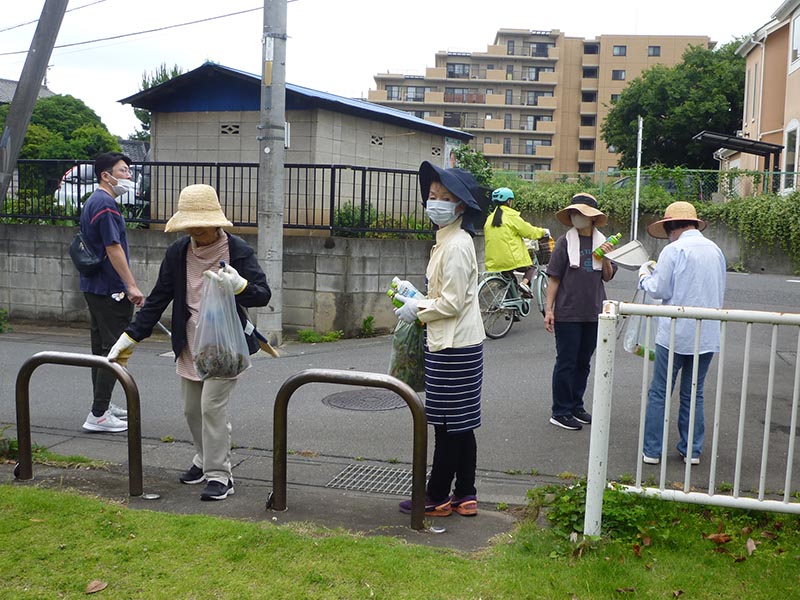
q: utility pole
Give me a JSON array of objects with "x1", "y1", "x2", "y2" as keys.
[
  {"x1": 0, "y1": 0, "x2": 68, "y2": 200},
  {"x1": 256, "y1": 0, "x2": 287, "y2": 345}
]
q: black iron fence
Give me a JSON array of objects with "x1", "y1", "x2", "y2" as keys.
[{"x1": 1, "y1": 160, "x2": 433, "y2": 237}]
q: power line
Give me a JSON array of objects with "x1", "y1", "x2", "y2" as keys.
[
  {"x1": 0, "y1": 0, "x2": 109, "y2": 35},
  {"x1": 0, "y1": 6, "x2": 262, "y2": 57}
]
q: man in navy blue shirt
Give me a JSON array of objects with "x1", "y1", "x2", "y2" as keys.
[{"x1": 78, "y1": 152, "x2": 144, "y2": 433}]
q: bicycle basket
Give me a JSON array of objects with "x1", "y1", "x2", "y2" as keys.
[{"x1": 525, "y1": 236, "x2": 554, "y2": 265}]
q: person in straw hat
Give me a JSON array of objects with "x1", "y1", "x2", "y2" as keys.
[
  {"x1": 638, "y1": 201, "x2": 725, "y2": 466},
  {"x1": 107, "y1": 184, "x2": 271, "y2": 501},
  {"x1": 545, "y1": 193, "x2": 617, "y2": 431}
]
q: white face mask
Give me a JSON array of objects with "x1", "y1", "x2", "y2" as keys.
[
  {"x1": 109, "y1": 174, "x2": 134, "y2": 197},
  {"x1": 426, "y1": 199, "x2": 460, "y2": 227},
  {"x1": 570, "y1": 213, "x2": 592, "y2": 229}
]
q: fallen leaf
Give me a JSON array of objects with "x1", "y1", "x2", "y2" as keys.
[
  {"x1": 569, "y1": 531, "x2": 579, "y2": 543},
  {"x1": 85, "y1": 580, "x2": 108, "y2": 594},
  {"x1": 734, "y1": 555, "x2": 746, "y2": 563},
  {"x1": 705, "y1": 533, "x2": 732, "y2": 545},
  {"x1": 761, "y1": 531, "x2": 778, "y2": 540},
  {"x1": 632, "y1": 544, "x2": 642, "y2": 558},
  {"x1": 641, "y1": 537, "x2": 651, "y2": 547},
  {"x1": 746, "y1": 538, "x2": 757, "y2": 555},
  {"x1": 672, "y1": 591, "x2": 684, "y2": 598},
  {"x1": 615, "y1": 587, "x2": 636, "y2": 593},
  {"x1": 741, "y1": 526, "x2": 752, "y2": 536}
]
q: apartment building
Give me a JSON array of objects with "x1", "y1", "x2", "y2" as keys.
[{"x1": 369, "y1": 29, "x2": 712, "y2": 175}]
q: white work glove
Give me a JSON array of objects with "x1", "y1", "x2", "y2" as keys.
[
  {"x1": 638, "y1": 260, "x2": 657, "y2": 279},
  {"x1": 394, "y1": 294, "x2": 420, "y2": 324},
  {"x1": 543, "y1": 228, "x2": 551, "y2": 238},
  {"x1": 218, "y1": 263, "x2": 248, "y2": 294},
  {"x1": 108, "y1": 333, "x2": 137, "y2": 367}
]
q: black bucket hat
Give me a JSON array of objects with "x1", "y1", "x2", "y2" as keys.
[{"x1": 418, "y1": 161, "x2": 482, "y2": 234}]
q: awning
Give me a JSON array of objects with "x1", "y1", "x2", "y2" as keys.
[{"x1": 692, "y1": 130, "x2": 783, "y2": 157}]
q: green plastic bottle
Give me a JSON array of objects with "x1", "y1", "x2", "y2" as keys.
[{"x1": 593, "y1": 232, "x2": 622, "y2": 259}]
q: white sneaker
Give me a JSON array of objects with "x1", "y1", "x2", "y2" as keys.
[
  {"x1": 642, "y1": 454, "x2": 660, "y2": 465},
  {"x1": 82, "y1": 411, "x2": 128, "y2": 433},
  {"x1": 108, "y1": 403, "x2": 128, "y2": 420}
]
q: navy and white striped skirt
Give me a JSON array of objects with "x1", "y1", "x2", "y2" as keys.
[{"x1": 424, "y1": 342, "x2": 483, "y2": 433}]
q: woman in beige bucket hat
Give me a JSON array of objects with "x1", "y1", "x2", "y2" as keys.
[{"x1": 107, "y1": 184, "x2": 272, "y2": 501}]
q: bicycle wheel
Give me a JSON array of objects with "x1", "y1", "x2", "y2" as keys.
[
  {"x1": 534, "y1": 271, "x2": 549, "y2": 316},
  {"x1": 478, "y1": 276, "x2": 515, "y2": 339}
]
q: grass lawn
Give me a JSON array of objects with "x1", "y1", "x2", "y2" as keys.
[{"x1": 1, "y1": 482, "x2": 799, "y2": 599}]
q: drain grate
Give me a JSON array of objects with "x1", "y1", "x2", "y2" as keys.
[
  {"x1": 321, "y1": 389, "x2": 407, "y2": 411},
  {"x1": 325, "y1": 464, "x2": 428, "y2": 496}
]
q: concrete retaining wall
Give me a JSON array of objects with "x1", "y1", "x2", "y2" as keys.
[{"x1": 0, "y1": 219, "x2": 793, "y2": 335}]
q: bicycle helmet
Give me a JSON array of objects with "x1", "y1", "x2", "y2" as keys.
[{"x1": 491, "y1": 187, "x2": 514, "y2": 204}]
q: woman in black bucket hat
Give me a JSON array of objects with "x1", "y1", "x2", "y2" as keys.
[{"x1": 395, "y1": 161, "x2": 485, "y2": 518}]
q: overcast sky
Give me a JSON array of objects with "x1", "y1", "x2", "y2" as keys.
[{"x1": 0, "y1": 0, "x2": 779, "y2": 139}]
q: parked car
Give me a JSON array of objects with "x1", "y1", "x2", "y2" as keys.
[{"x1": 53, "y1": 163, "x2": 137, "y2": 209}]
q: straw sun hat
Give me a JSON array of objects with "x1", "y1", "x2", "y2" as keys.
[
  {"x1": 555, "y1": 193, "x2": 608, "y2": 228},
  {"x1": 164, "y1": 184, "x2": 233, "y2": 232},
  {"x1": 646, "y1": 201, "x2": 706, "y2": 239}
]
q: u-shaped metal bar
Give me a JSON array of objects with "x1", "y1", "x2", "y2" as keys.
[
  {"x1": 15, "y1": 351, "x2": 143, "y2": 496},
  {"x1": 271, "y1": 368, "x2": 428, "y2": 530}
]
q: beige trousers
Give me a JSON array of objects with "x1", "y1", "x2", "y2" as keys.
[{"x1": 181, "y1": 377, "x2": 238, "y2": 484}]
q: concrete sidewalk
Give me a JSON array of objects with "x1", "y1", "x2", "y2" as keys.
[{"x1": 1, "y1": 421, "x2": 555, "y2": 552}]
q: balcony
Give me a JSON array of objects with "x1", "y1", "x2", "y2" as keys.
[
  {"x1": 482, "y1": 142, "x2": 504, "y2": 154},
  {"x1": 582, "y1": 54, "x2": 600, "y2": 67},
  {"x1": 424, "y1": 91, "x2": 445, "y2": 103},
  {"x1": 484, "y1": 119, "x2": 504, "y2": 131},
  {"x1": 536, "y1": 96, "x2": 557, "y2": 110},
  {"x1": 579, "y1": 125, "x2": 596, "y2": 138},
  {"x1": 537, "y1": 71, "x2": 558, "y2": 85},
  {"x1": 579, "y1": 102, "x2": 598, "y2": 114},
  {"x1": 486, "y1": 93, "x2": 505, "y2": 105},
  {"x1": 578, "y1": 149, "x2": 596, "y2": 163},
  {"x1": 425, "y1": 67, "x2": 446, "y2": 79},
  {"x1": 532, "y1": 145, "x2": 556, "y2": 159},
  {"x1": 444, "y1": 92, "x2": 486, "y2": 104},
  {"x1": 535, "y1": 121, "x2": 556, "y2": 134},
  {"x1": 368, "y1": 89, "x2": 387, "y2": 102},
  {"x1": 486, "y1": 69, "x2": 506, "y2": 81}
]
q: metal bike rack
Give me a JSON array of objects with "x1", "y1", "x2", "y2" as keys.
[
  {"x1": 14, "y1": 351, "x2": 144, "y2": 497},
  {"x1": 269, "y1": 368, "x2": 428, "y2": 530}
]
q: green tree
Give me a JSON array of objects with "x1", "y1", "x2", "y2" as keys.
[
  {"x1": 130, "y1": 63, "x2": 183, "y2": 141},
  {"x1": 601, "y1": 41, "x2": 745, "y2": 169},
  {"x1": 451, "y1": 144, "x2": 493, "y2": 188}
]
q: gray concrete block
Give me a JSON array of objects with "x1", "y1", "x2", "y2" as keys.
[
  {"x1": 315, "y1": 255, "x2": 347, "y2": 275},
  {"x1": 283, "y1": 271, "x2": 314, "y2": 290},
  {"x1": 317, "y1": 273, "x2": 345, "y2": 293},
  {"x1": 284, "y1": 289, "x2": 313, "y2": 308},
  {"x1": 283, "y1": 253, "x2": 315, "y2": 271},
  {"x1": 283, "y1": 305, "x2": 313, "y2": 328}
]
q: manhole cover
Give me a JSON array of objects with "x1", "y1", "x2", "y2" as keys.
[
  {"x1": 321, "y1": 389, "x2": 407, "y2": 411},
  {"x1": 326, "y1": 464, "x2": 428, "y2": 496}
]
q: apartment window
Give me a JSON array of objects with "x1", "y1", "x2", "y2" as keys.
[
  {"x1": 523, "y1": 115, "x2": 536, "y2": 130},
  {"x1": 578, "y1": 163, "x2": 594, "y2": 173},
  {"x1": 793, "y1": 15, "x2": 800, "y2": 63},
  {"x1": 582, "y1": 67, "x2": 598, "y2": 78},
  {"x1": 507, "y1": 40, "x2": 515, "y2": 55},
  {"x1": 610, "y1": 94, "x2": 621, "y2": 103},
  {"x1": 504, "y1": 113, "x2": 512, "y2": 129},
  {"x1": 579, "y1": 139, "x2": 595, "y2": 150},
  {"x1": 386, "y1": 85, "x2": 401, "y2": 100},
  {"x1": 484, "y1": 137, "x2": 492, "y2": 144},
  {"x1": 580, "y1": 115, "x2": 596, "y2": 127},
  {"x1": 612, "y1": 70, "x2": 626, "y2": 81},
  {"x1": 584, "y1": 43, "x2": 599, "y2": 55},
  {"x1": 446, "y1": 63, "x2": 471, "y2": 79},
  {"x1": 503, "y1": 138, "x2": 512, "y2": 154},
  {"x1": 785, "y1": 127, "x2": 798, "y2": 189},
  {"x1": 443, "y1": 112, "x2": 462, "y2": 127},
  {"x1": 532, "y1": 43, "x2": 550, "y2": 57},
  {"x1": 486, "y1": 88, "x2": 494, "y2": 96},
  {"x1": 613, "y1": 45, "x2": 627, "y2": 56},
  {"x1": 502, "y1": 162, "x2": 511, "y2": 170},
  {"x1": 524, "y1": 140, "x2": 536, "y2": 155},
  {"x1": 648, "y1": 45, "x2": 661, "y2": 57},
  {"x1": 581, "y1": 91, "x2": 597, "y2": 102},
  {"x1": 505, "y1": 89, "x2": 513, "y2": 104},
  {"x1": 409, "y1": 110, "x2": 431, "y2": 119},
  {"x1": 406, "y1": 86, "x2": 426, "y2": 102}
]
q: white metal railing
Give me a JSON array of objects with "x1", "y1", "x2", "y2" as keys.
[{"x1": 584, "y1": 301, "x2": 800, "y2": 536}]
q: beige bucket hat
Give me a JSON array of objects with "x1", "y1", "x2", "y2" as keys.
[
  {"x1": 164, "y1": 184, "x2": 232, "y2": 232},
  {"x1": 646, "y1": 201, "x2": 706, "y2": 239},
  {"x1": 555, "y1": 193, "x2": 608, "y2": 228}
]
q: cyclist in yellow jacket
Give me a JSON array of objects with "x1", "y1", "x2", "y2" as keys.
[{"x1": 483, "y1": 187, "x2": 549, "y2": 297}]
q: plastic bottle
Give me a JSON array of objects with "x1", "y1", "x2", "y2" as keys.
[
  {"x1": 390, "y1": 276, "x2": 419, "y2": 298},
  {"x1": 593, "y1": 232, "x2": 622, "y2": 259}
]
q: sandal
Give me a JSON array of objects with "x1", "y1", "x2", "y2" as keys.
[{"x1": 450, "y1": 494, "x2": 478, "y2": 517}]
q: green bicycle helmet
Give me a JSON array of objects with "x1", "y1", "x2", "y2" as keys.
[{"x1": 491, "y1": 187, "x2": 514, "y2": 203}]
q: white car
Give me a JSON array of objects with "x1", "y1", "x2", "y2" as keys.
[{"x1": 54, "y1": 164, "x2": 136, "y2": 209}]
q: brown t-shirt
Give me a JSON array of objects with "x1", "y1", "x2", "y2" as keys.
[{"x1": 546, "y1": 234, "x2": 614, "y2": 322}]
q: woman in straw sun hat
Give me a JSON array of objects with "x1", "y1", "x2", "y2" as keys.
[
  {"x1": 545, "y1": 193, "x2": 617, "y2": 431},
  {"x1": 107, "y1": 184, "x2": 271, "y2": 501}
]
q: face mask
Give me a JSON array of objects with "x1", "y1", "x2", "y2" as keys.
[
  {"x1": 426, "y1": 199, "x2": 460, "y2": 227},
  {"x1": 109, "y1": 174, "x2": 134, "y2": 197},
  {"x1": 570, "y1": 213, "x2": 592, "y2": 229}
]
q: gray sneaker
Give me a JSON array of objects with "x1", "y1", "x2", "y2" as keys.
[
  {"x1": 82, "y1": 411, "x2": 127, "y2": 433},
  {"x1": 108, "y1": 403, "x2": 128, "y2": 420}
]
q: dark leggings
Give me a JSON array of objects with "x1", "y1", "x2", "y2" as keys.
[{"x1": 426, "y1": 425, "x2": 477, "y2": 502}]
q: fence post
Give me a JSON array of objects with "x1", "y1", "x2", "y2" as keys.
[
  {"x1": 328, "y1": 166, "x2": 337, "y2": 235},
  {"x1": 584, "y1": 301, "x2": 619, "y2": 536},
  {"x1": 359, "y1": 167, "x2": 367, "y2": 238}
]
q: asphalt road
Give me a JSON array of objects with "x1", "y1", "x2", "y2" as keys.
[{"x1": 2, "y1": 268, "x2": 799, "y2": 495}]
